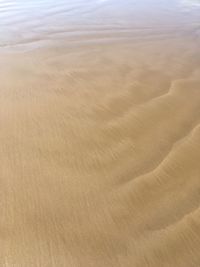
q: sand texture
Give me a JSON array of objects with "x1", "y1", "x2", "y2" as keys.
[{"x1": 0, "y1": 0, "x2": 200, "y2": 266}]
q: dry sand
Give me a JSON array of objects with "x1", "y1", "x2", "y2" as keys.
[{"x1": 1, "y1": 0, "x2": 200, "y2": 266}]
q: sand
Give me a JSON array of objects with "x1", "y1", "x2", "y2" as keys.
[{"x1": 0, "y1": 0, "x2": 200, "y2": 266}]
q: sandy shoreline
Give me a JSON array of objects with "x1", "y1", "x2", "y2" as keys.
[{"x1": 1, "y1": 0, "x2": 200, "y2": 266}]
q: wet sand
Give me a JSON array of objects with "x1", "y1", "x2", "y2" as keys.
[{"x1": 1, "y1": 0, "x2": 200, "y2": 266}]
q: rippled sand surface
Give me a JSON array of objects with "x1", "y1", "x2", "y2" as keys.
[{"x1": 1, "y1": 0, "x2": 200, "y2": 266}]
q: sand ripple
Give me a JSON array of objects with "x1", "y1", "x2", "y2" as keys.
[{"x1": 0, "y1": 0, "x2": 200, "y2": 266}]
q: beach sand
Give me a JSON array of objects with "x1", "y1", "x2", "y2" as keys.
[{"x1": 0, "y1": 0, "x2": 200, "y2": 266}]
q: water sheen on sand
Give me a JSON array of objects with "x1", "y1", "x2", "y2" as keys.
[{"x1": 1, "y1": 0, "x2": 200, "y2": 266}]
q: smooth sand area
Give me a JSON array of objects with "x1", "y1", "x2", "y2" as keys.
[{"x1": 0, "y1": 0, "x2": 200, "y2": 266}]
